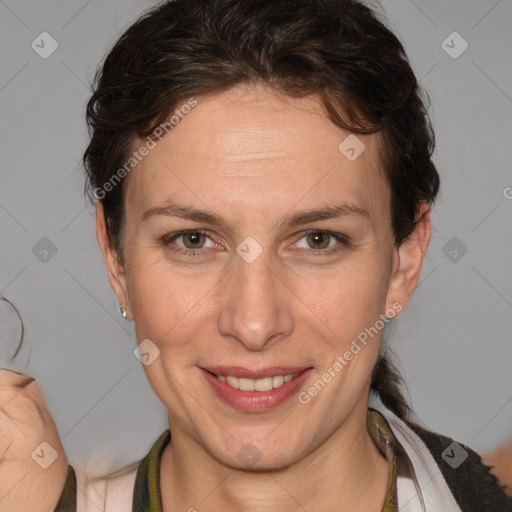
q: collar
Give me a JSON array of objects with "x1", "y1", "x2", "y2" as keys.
[
  {"x1": 370, "y1": 394, "x2": 463, "y2": 511},
  {"x1": 132, "y1": 409, "x2": 399, "y2": 512}
]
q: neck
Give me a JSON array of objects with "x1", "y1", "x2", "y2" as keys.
[{"x1": 160, "y1": 400, "x2": 389, "y2": 512}]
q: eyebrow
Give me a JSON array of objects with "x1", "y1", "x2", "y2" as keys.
[{"x1": 141, "y1": 200, "x2": 369, "y2": 232}]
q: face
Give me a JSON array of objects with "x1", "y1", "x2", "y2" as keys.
[{"x1": 98, "y1": 83, "x2": 430, "y2": 470}]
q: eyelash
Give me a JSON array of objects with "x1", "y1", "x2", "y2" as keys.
[{"x1": 161, "y1": 229, "x2": 350, "y2": 257}]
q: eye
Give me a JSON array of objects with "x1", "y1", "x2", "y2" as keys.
[
  {"x1": 162, "y1": 229, "x2": 217, "y2": 256},
  {"x1": 293, "y1": 230, "x2": 350, "y2": 255},
  {"x1": 161, "y1": 229, "x2": 350, "y2": 257}
]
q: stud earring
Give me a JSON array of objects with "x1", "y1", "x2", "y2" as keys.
[{"x1": 119, "y1": 304, "x2": 128, "y2": 319}]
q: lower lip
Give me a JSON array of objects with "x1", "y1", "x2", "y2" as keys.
[{"x1": 201, "y1": 368, "x2": 313, "y2": 412}]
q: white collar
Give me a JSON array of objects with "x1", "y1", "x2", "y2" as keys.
[{"x1": 369, "y1": 394, "x2": 463, "y2": 511}]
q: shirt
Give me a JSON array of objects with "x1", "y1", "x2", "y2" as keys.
[{"x1": 54, "y1": 408, "x2": 399, "y2": 511}]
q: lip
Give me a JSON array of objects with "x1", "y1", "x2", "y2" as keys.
[{"x1": 201, "y1": 366, "x2": 313, "y2": 412}]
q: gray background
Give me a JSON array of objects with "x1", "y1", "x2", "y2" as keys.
[{"x1": 0, "y1": 0, "x2": 511, "y2": 472}]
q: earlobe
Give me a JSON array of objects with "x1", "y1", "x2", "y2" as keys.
[
  {"x1": 95, "y1": 202, "x2": 132, "y2": 320},
  {"x1": 385, "y1": 202, "x2": 432, "y2": 314}
]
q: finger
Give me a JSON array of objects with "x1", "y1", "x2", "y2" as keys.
[
  {"x1": 0, "y1": 368, "x2": 35, "y2": 388},
  {"x1": 0, "y1": 370, "x2": 37, "y2": 411}
]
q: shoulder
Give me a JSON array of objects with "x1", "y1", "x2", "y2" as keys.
[
  {"x1": 369, "y1": 397, "x2": 512, "y2": 511},
  {"x1": 406, "y1": 420, "x2": 512, "y2": 512}
]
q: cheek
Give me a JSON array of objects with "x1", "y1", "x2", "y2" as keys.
[
  {"x1": 126, "y1": 254, "x2": 219, "y2": 346},
  {"x1": 298, "y1": 258, "x2": 390, "y2": 335},
  {"x1": 125, "y1": 237, "x2": 391, "y2": 360},
  {"x1": 296, "y1": 263, "x2": 390, "y2": 395}
]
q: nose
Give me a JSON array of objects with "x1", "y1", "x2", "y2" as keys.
[{"x1": 217, "y1": 249, "x2": 294, "y2": 351}]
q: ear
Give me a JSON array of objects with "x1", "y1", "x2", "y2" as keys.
[
  {"x1": 385, "y1": 202, "x2": 432, "y2": 314},
  {"x1": 96, "y1": 202, "x2": 132, "y2": 321}
]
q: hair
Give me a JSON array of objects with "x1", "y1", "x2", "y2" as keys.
[{"x1": 82, "y1": 0, "x2": 440, "y2": 424}]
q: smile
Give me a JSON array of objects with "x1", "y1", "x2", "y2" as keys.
[
  {"x1": 216, "y1": 373, "x2": 299, "y2": 392},
  {"x1": 201, "y1": 367, "x2": 313, "y2": 412}
]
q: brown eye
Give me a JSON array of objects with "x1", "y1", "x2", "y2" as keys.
[
  {"x1": 162, "y1": 229, "x2": 216, "y2": 256},
  {"x1": 306, "y1": 231, "x2": 331, "y2": 250},
  {"x1": 181, "y1": 231, "x2": 206, "y2": 249},
  {"x1": 293, "y1": 230, "x2": 350, "y2": 256}
]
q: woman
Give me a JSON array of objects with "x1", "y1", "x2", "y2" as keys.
[{"x1": 1, "y1": 0, "x2": 511, "y2": 510}]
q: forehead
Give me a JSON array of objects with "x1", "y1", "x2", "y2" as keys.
[{"x1": 124, "y1": 84, "x2": 390, "y2": 226}]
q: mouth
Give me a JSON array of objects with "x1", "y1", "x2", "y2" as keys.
[
  {"x1": 200, "y1": 366, "x2": 313, "y2": 412},
  {"x1": 210, "y1": 371, "x2": 300, "y2": 391}
]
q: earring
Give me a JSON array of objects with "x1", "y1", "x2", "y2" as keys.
[{"x1": 119, "y1": 304, "x2": 128, "y2": 319}]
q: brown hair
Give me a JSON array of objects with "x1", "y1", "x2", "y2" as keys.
[{"x1": 83, "y1": 0, "x2": 440, "y2": 422}]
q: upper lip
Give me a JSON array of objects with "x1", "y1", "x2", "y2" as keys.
[{"x1": 201, "y1": 366, "x2": 311, "y2": 379}]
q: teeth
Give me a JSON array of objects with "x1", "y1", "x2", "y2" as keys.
[
  {"x1": 272, "y1": 375, "x2": 284, "y2": 388},
  {"x1": 255, "y1": 377, "x2": 273, "y2": 391},
  {"x1": 238, "y1": 378, "x2": 255, "y2": 391},
  {"x1": 226, "y1": 376, "x2": 238, "y2": 388},
  {"x1": 217, "y1": 373, "x2": 298, "y2": 391}
]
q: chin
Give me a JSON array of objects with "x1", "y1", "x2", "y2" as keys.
[{"x1": 207, "y1": 433, "x2": 307, "y2": 472}]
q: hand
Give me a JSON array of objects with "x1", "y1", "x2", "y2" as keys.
[{"x1": 0, "y1": 369, "x2": 69, "y2": 512}]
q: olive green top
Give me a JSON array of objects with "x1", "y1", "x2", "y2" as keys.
[{"x1": 54, "y1": 408, "x2": 398, "y2": 511}]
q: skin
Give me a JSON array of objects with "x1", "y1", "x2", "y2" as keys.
[
  {"x1": 97, "y1": 83, "x2": 431, "y2": 511},
  {"x1": 0, "y1": 370, "x2": 69, "y2": 512},
  {"x1": 482, "y1": 445, "x2": 512, "y2": 497},
  {"x1": 0, "y1": 84, "x2": 508, "y2": 511}
]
